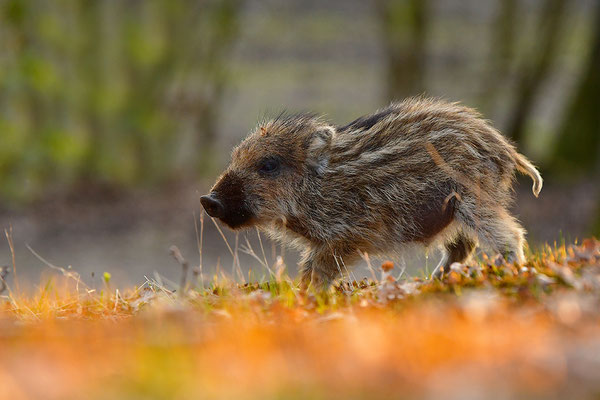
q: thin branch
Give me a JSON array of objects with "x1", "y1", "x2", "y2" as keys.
[
  {"x1": 210, "y1": 216, "x2": 235, "y2": 258},
  {"x1": 169, "y1": 245, "x2": 189, "y2": 296},
  {"x1": 26, "y1": 244, "x2": 90, "y2": 291},
  {"x1": 358, "y1": 250, "x2": 378, "y2": 282},
  {"x1": 5, "y1": 226, "x2": 19, "y2": 293},
  {"x1": 256, "y1": 228, "x2": 270, "y2": 271},
  {"x1": 193, "y1": 210, "x2": 205, "y2": 287},
  {"x1": 240, "y1": 234, "x2": 274, "y2": 277},
  {"x1": 233, "y1": 232, "x2": 244, "y2": 283},
  {"x1": 0, "y1": 266, "x2": 9, "y2": 295}
]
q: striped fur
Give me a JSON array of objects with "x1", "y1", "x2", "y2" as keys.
[{"x1": 203, "y1": 97, "x2": 543, "y2": 289}]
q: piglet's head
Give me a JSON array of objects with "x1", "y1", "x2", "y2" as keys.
[{"x1": 200, "y1": 114, "x2": 335, "y2": 230}]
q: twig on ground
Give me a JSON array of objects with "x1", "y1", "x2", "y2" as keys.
[
  {"x1": 210, "y1": 217, "x2": 235, "y2": 258},
  {"x1": 27, "y1": 244, "x2": 90, "y2": 291},
  {"x1": 144, "y1": 275, "x2": 175, "y2": 299},
  {"x1": 240, "y1": 234, "x2": 274, "y2": 277},
  {"x1": 358, "y1": 250, "x2": 378, "y2": 282},
  {"x1": 256, "y1": 228, "x2": 269, "y2": 272},
  {"x1": 233, "y1": 232, "x2": 244, "y2": 282},
  {"x1": 5, "y1": 226, "x2": 19, "y2": 293},
  {"x1": 193, "y1": 210, "x2": 205, "y2": 288},
  {"x1": 169, "y1": 245, "x2": 189, "y2": 296},
  {"x1": 0, "y1": 266, "x2": 9, "y2": 295}
]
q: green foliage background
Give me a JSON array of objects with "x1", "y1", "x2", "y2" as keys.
[
  {"x1": 0, "y1": 0, "x2": 240, "y2": 203},
  {"x1": 0, "y1": 0, "x2": 598, "y2": 215}
]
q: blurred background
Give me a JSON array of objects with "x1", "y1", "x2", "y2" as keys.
[{"x1": 0, "y1": 0, "x2": 598, "y2": 289}]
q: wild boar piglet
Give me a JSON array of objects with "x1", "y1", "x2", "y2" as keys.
[{"x1": 201, "y1": 97, "x2": 542, "y2": 289}]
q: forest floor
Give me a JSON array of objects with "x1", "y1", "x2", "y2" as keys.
[{"x1": 0, "y1": 237, "x2": 599, "y2": 399}]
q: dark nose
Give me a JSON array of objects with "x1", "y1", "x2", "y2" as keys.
[{"x1": 200, "y1": 194, "x2": 224, "y2": 218}]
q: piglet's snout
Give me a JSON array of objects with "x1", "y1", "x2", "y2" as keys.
[{"x1": 200, "y1": 194, "x2": 225, "y2": 218}]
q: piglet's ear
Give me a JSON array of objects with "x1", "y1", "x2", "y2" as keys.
[{"x1": 307, "y1": 126, "x2": 335, "y2": 175}]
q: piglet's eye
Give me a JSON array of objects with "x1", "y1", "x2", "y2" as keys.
[{"x1": 258, "y1": 158, "x2": 280, "y2": 175}]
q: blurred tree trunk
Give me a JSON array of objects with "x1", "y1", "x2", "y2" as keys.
[
  {"x1": 0, "y1": 0, "x2": 242, "y2": 202},
  {"x1": 552, "y1": 1, "x2": 600, "y2": 174},
  {"x1": 550, "y1": 2, "x2": 600, "y2": 235},
  {"x1": 79, "y1": 0, "x2": 105, "y2": 182},
  {"x1": 164, "y1": 0, "x2": 241, "y2": 173},
  {"x1": 193, "y1": 0, "x2": 241, "y2": 172},
  {"x1": 478, "y1": 0, "x2": 519, "y2": 114},
  {"x1": 505, "y1": 0, "x2": 567, "y2": 143},
  {"x1": 376, "y1": 0, "x2": 428, "y2": 101}
]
